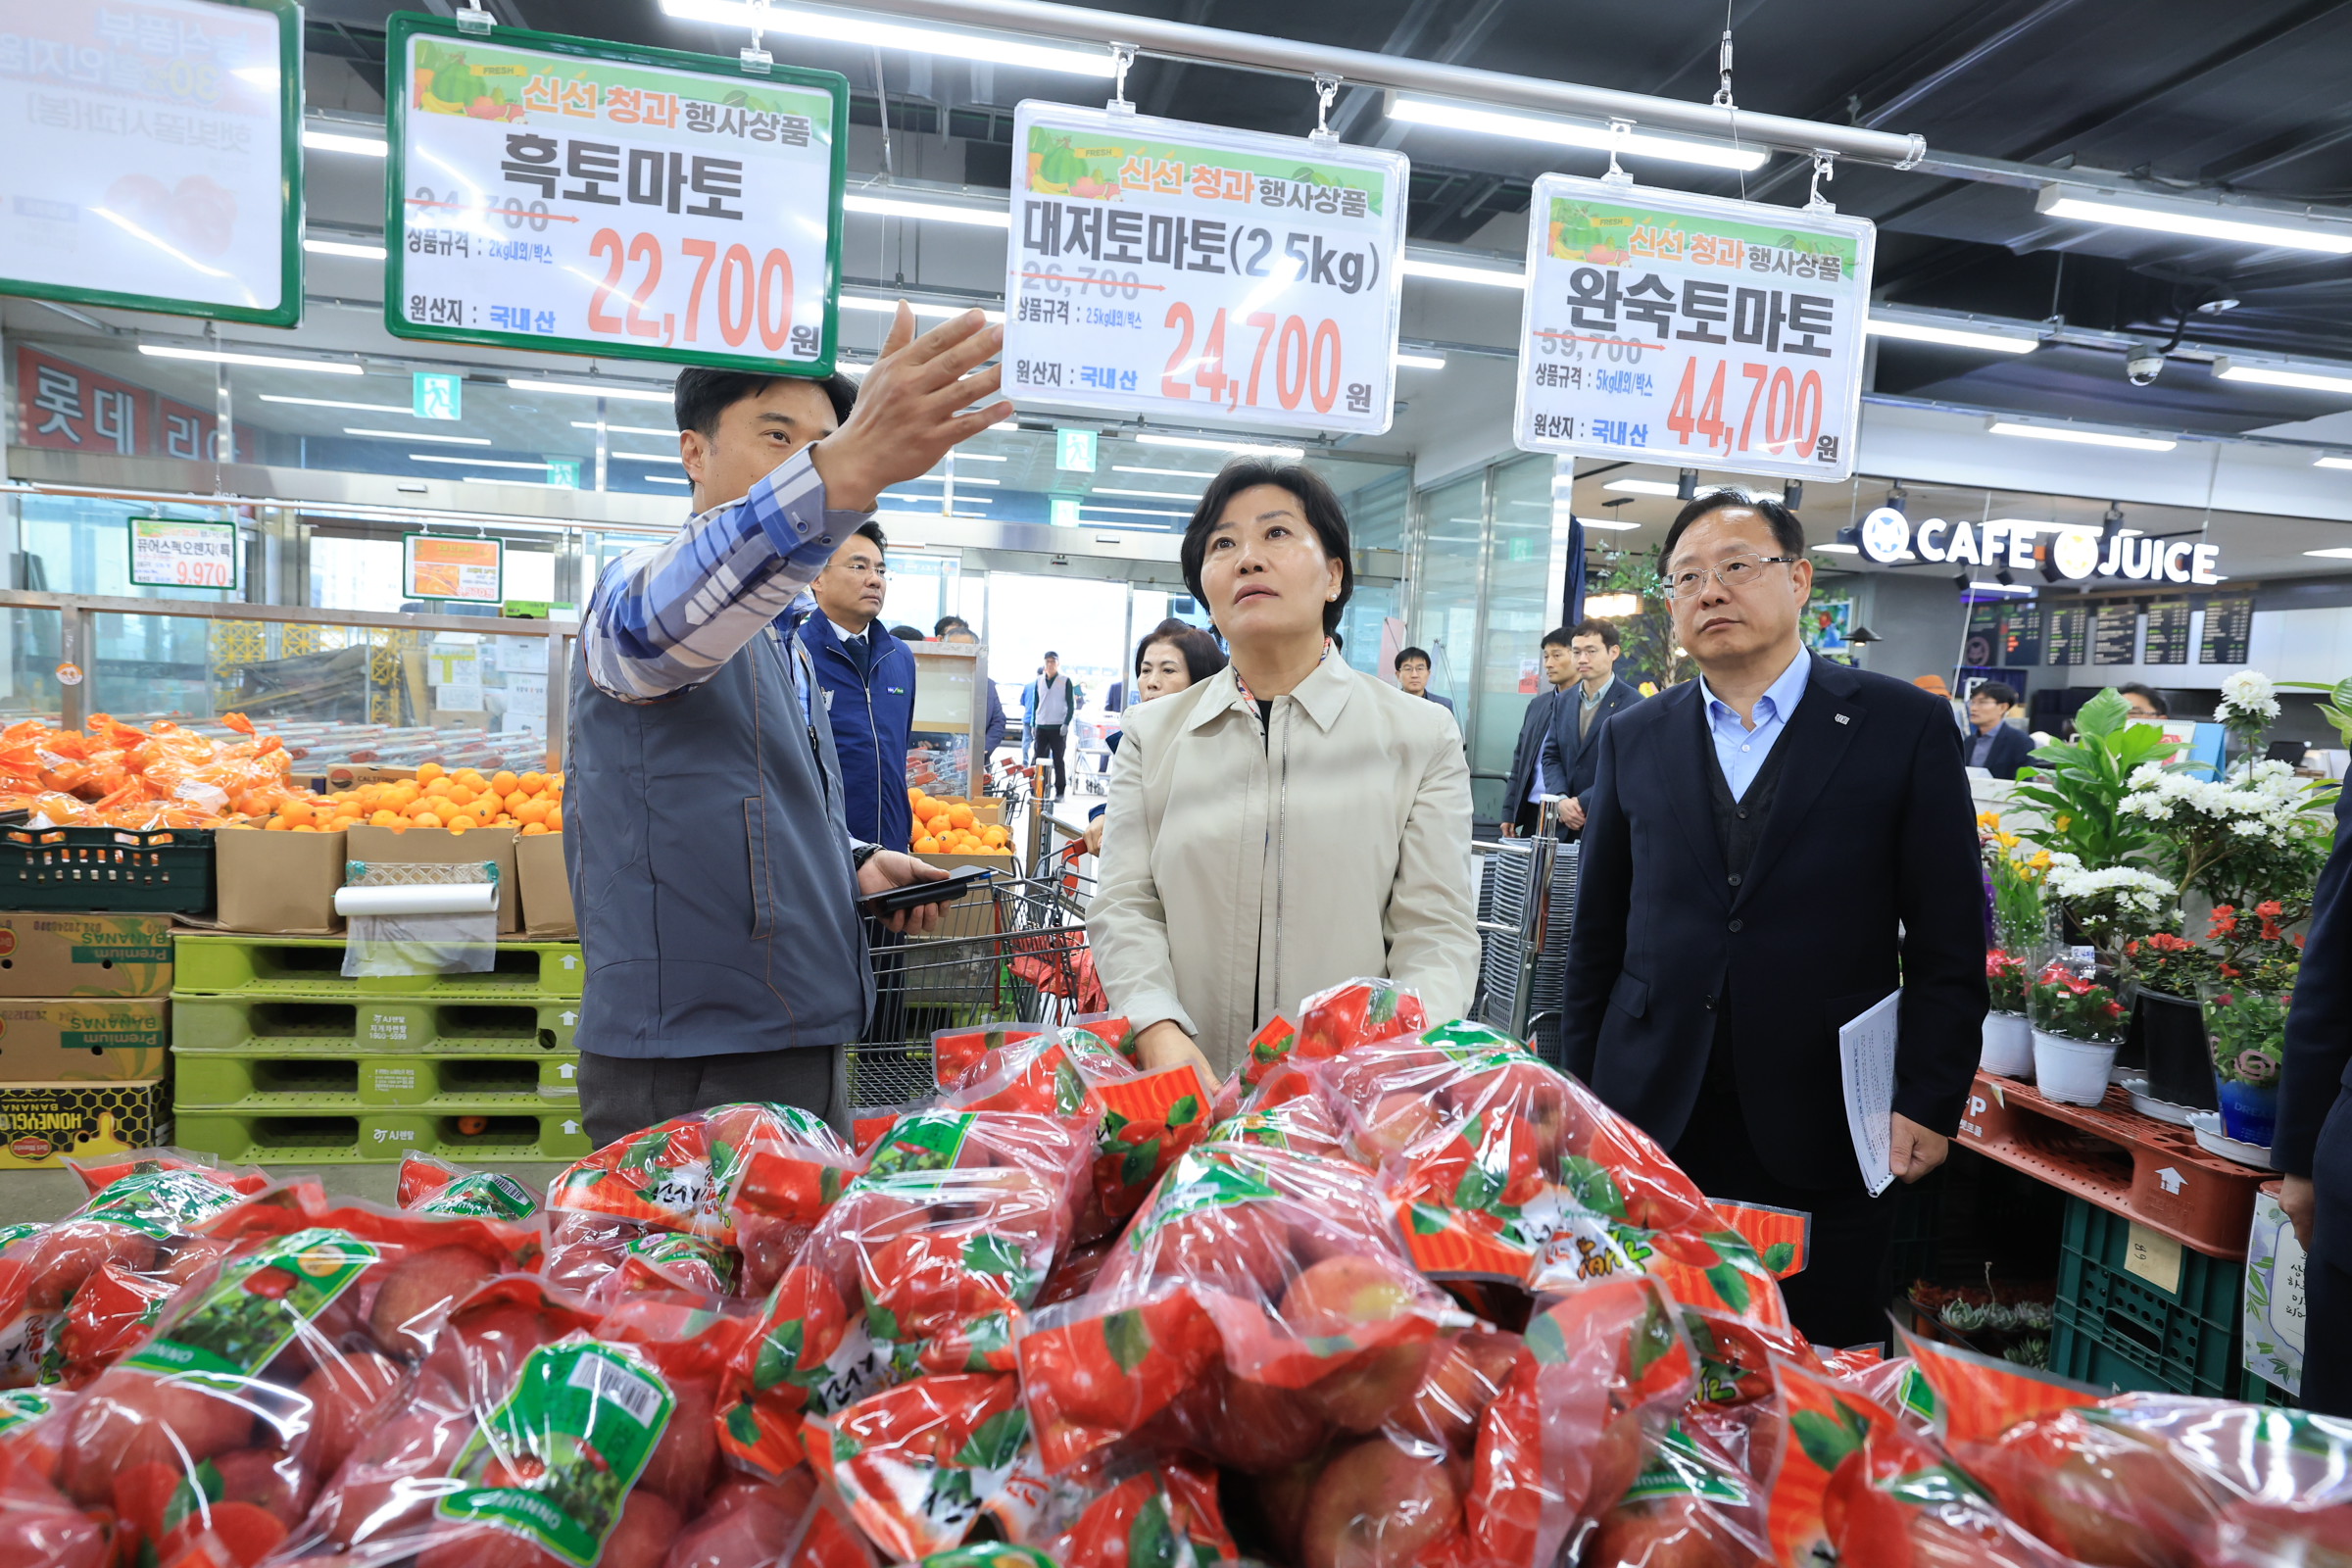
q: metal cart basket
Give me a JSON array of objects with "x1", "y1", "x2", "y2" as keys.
[{"x1": 1473, "y1": 821, "x2": 1578, "y2": 1068}]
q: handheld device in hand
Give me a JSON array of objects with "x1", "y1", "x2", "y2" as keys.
[{"x1": 859, "y1": 864, "x2": 995, "y2": 917}]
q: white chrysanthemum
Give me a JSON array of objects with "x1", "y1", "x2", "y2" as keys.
[{"x1": 2217, "y1": 669, "x2": 2281, "y2": 723}]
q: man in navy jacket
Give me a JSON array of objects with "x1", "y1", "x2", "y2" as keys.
[
  {"x1": 801, "y1": 522, "x2": 917, "y2": 852},
  {"x1": 1964, "y1": 680, "x2": 2034, "y2": 780},
  {"x1": 1560, "y1": 490, "x2": 1986, "y2": 1348},
  {"x1": 2278, "y1": 788, "x2": 2352, "y2": 1414}
]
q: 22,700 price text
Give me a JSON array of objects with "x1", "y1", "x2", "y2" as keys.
[
  {"x1": 1160, "y1": 306, "x2": 1349, "y2": 415},
  {"x1": 581, "y1": 228, "x2": 817, "y2": 356}
]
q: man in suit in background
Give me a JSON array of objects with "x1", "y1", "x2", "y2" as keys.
[
  {"x1": 2277, "y1": 787, "x2": 2352, "y2": 1415},
  {"x1": 1965, "y1": 680, "x2": 2033, "y2": 780},
  {"x1": 1395, "y1": 647, "x2": 1455, "y2": 719},
  {"x1": 1560, "y1": 490, "x2": 1986, "y2": 1348},
  {"x1": 1541, "y1": 617, "x2": 1642, "y2": 838},
  {"x1": 1500, "y1": 626, "x2": 1575, "y2": 836}
]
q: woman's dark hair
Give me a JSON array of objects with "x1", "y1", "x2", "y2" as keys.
[
  {"x1": 1659, "y1": 488, "x2": 1806, "y2": 569},
  {"x1": 2118, "y1": 681, "x2": 2167, "y2": 717},
  {"x1": 1180, "y1": 461, "x2": 1354, "y2": 637},
  {"x1": 1135, "y1": 617, "x2": 1228, "y2": 685}
]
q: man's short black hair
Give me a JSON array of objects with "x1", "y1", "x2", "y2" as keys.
[
  {"x1": 673, "y1": 368, "x2": 857, "y2": 437},
  {"x1": 2118, "y1": 682, "x2": 2167, "y2": 717},
  {"x1": 1180, "y1": 461, "x2": 1355, "y2": 637},
  {"x1": 887, "y1": 624, "x2": 925, "y2": 641},
  {"x1": 935, "y1": 614, "x2": 971, "y2": 638},
  {"x1": 1043, "y1": 650, "x2": 1060, "y2": 661},
  {"x1": 1541, "y1": 625, "x2": 1575, "y2": 651},
  {"x1": 852, "y1": 519, "x2": 886, "y2": 552},
  {"x1": 1396, "y1": 646, "x2": 1432, "y2": 670},
  {"x1": 1570, "y1": 617, "x2": 1622, "y2": 650},
  {"x1": 1659, "y1": 488, "x2": 1806, "y2": 569},
  {"x1": 1975, "y1": 680, "x2": 2021, "y2": 708}
]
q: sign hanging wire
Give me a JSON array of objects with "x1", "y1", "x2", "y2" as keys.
[
  {"x1": 1310, "y1": 74, "x2": 1342, "y2": 144},
  {"x1": 1107, "y1": 44, "x2": 1138, "y2": 116},
  {"x1": 740, "y1": 0, "x2": 773, "y2": 74},
  {"x1": 1602, "y1": 120, "x2": 1634, "y2": 186},
  {"x1": 1806, "y1": 151, "x2": 1837, "y2": 213},
  {"x1": 455, "y1": 0, "x2": 491, "y2": 36}
]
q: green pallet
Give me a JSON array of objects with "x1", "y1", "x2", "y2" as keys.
[
  {"x1": 173, "y1": 1107, "x2": 592, "y2": 1165},
  {"x1": 172, "y1": 934, "x2": 584, "y2": 999},
  {"x1": 2052, "y1": 1195, "x2": 2243, "y2": 1398},
  {"x1": 172, "y1": 1048, "x2": 576, "y2": 1110},
  {"x1": 171, "y1": 994, "x2": 579, "y2": 1055}
]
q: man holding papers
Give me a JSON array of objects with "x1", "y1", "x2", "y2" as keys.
[{"x1": 1559, "y1": 490, "x2": 1986, "y2": 1347}]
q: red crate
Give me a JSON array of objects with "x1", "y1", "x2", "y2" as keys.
[{"x1": 1957, "y1": 1072, "x2": 2265, "y2": 1259}]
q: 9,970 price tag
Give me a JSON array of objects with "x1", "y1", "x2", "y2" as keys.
[
  {"x1": 1513, "y1": 174, "x2": 1875, "y2": 482},
  {"x1": 1004, "y1": 102, "x2": 1407, "y2": 436},
  {"x1": 385, "y1": 16, "x2": 846, "y2": 375}
]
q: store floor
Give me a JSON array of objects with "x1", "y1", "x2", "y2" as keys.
[{"x1": 0, "y1": 1162, "x2": 574, "y2": 1223}]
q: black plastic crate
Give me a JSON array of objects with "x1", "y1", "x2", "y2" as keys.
[
  {"x1": 2052, "y1": 1195, "x2": 2242, "y2": 1397},
  {"x1": 0, "y1": 824, "x2": 213, "y2": 913}
]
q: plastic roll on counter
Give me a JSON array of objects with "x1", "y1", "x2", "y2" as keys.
[{"x1": 333, "y1": 883, "x2": 499, "y2": 916}]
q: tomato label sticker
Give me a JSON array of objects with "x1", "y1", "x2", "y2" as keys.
[{"x1": 124, "y1": 1227, "x2": 377, "y2": 1384}]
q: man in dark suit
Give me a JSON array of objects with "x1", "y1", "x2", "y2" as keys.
[
  {"x1": 1965, "y1": 680, "x2": 2034, "y2": 780},
  {"x1": 1540, "y1": 617, "x2": 1642, "y2": 837},
  {"x1": 1560, "y1": 490, "x2": 1986, "y2": 1348},
  {"x1": 1499, "y1": 626, "x2": 1575, "y2": 836},
  {"x1": 2277, "y1": 787, "x2": 2352, "y2": 1415}
]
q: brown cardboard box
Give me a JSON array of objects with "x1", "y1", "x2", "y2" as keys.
[
  {"x1": 0, "y1": 999, "x2": 168, "y2": 1080},
  {"x1": 516, "y1": 832, "x2": 574, "y2": 937},
  {"x1": 0, "y1": 913, "x2": 172, "y2": 995},
  {"x1": 0, "y1": 1080, "x2": 166, "y2": 1168},
  {"x1": 912, "y1": 849, "x2": 1018, "y2": 940},
  {"x1": 345, "y1": 824, "x2": 519, "y2": 933},
  {"x1": 322, "y1": 764, "x2": 418, "y2": 792},
  {"x1": 215, "y1": 825, "x2": 349, "y2": 935}
]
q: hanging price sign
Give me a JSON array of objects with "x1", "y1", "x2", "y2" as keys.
[
  {"x1": 1513, "y1": 174, "x2": 1875, "y2": 481},
  {"x1": 1005, "y1": 102, "x2": 1408, "y2": 435},
  {"x1": 128, "y1": 516, "x2": 238, "y2": 589},
  {"x1": 385, "y1": 16, "x2": 847, "y2": 374}
]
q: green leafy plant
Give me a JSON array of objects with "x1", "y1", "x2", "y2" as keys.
[
  {"x1": 2204, "y1": 985, "x2": 2290, "y2": 1089},
  {"x1": 2011, "y1": 688, "x2": 2184, "y2": 869},
  {"x1": 2028, "y1": 960, "x2": 2127, "y2": 1044},
  {"x1": 2282, "y1": 678, "x2": 2352, "y2": 749},
  {"x1": 1591, "y1": 549, "x2": 1689, "y2": 691},
  {"x1": 2121, "y1": 930, "x2": 2222, "y2": 999}
]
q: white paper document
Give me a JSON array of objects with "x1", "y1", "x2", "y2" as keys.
[{"x1": 1838, "y1": 991, "x2": 1901, "y2": 1197}]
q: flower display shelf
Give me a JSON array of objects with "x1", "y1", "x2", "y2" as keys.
[{"x1": 1956, "y1": 1071, "x2": 2269, "y2": 1259}]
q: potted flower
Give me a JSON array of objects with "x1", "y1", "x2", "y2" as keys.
[
  {"x1": 2201, "y1": 963, "x2": 2296, "y2": 1150},
  {"x1": 1983, "y1": 949, "x2": 2034, "y2": 1076},
  {"x1": 2214, "y1": 669, "x2": 2280, "y2": 771},
  {"x1": 2041, "y1": 856, "x2": 2178, "y2": 970},
  {"x1": 1978, "y1": 814, "x2": 2046, "y2": 1078},
  {"x1": 2027, "y1": 957, "x2": 2127, "y2": 1105},
  {"x1": 2118, "y1": 929, "x2": 2221, "y2": 1110}
]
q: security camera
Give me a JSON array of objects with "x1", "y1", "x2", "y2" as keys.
[{"x1": 2126, "y1": 346, "x2": 2165, "y2": 386}]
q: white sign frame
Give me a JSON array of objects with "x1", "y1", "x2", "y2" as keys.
[{"x1": 126, "y1": 515, "x2": 239, "y2": 590}]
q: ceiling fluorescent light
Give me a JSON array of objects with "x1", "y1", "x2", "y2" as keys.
[
  {"x1": 1578, "y1": 516, "x2": 1641, "y2": 530},
  {"x1": 612, "y1": 451, "x2": 684, "y2": 463},
  {"x1": 645, "y1": 475, "x2": 691, "y2": 485},
  {"x1": 2305, "y1": 547, "x2": 2352, "y2": 560},
  {"x1": 346, "y1": 427, "x2": 486, "y2": 445},
  {"x1": 2215, "y1": 359, "x2": 2352, "y2": 395},
  {"x1": 660, "y1": 0, "x2": 1115, "y2": 75},
  {"x1": 260, "y1": 395, "x2": 413, "y2": 414},
  {"x1": 1865, "y1": 317, "x2": 2038, "y2": 354},
  {"x1": 305, "y1": 237, "x2": 388, "y2": 260},
  {"x1": 1387, "y1": 96, "x2": 1768, "y2": 172},
  {"x1": 1971, "y1": 580, "x2": 2036, "y2": 595},
  {"x1": 571, "y1": 421, "x2": 677, "y2": 437},
  {"x1": 303, "y1": 127, "x2": 386, "y2": 156},
  {"x1": 2317, "y1": 456, "x2": 2352, "y2": 470},
  {"x1": 1093, "y1": 487, "x2": 1201, "y2": 500},
  {"x1": 1602, "y1": 479, "x2": 1686, "y2": 497},
  {"x1": 1399, "y1": 256, "x2": 1526, "y2": 289},
  {"x1": 1133, "y1": 433, "x2": 1305, "y2": 459},
  {"x1": 140, "y1": 344, "x2": 363, "y2": 374},
  {"x1": 1987, "y1": 419, "x2": 2177, "y2": 452},
  {"x1": 845, "y1": 192, "x2": 1010, "y2": 227},
  {"x1": 948, "y1": 452, "x2": 1009, "y2": 462},
  {"x1": 1082, "y1": 504, "x2": 1191, "y2": 517},
  {"x1": 506, "y1": 378, "x2": 672, "y2": 404},
  {"x1": 839, "y1": 293, "x2": 1005, "y2": 322},
  {"x1": 1113, "y1": 464, "x2": 1215, "y2": 477},
  {"x1": 1812, "y1": 542, "x2": 1861, "y2": 554},
  {"x1": 1394, "y1": 352, "x2": 1447, "y2": 370},
  {"x1": 2036, "y1": 184, "x2": 2352, "y2": 256},
  {"x1": 414, "y1": 455, "x2": 564, "y2": 469}
]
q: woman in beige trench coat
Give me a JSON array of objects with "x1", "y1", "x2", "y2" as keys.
[{"x1": 1087, "y1": 461, "x2": 1481, "y2": 1083}]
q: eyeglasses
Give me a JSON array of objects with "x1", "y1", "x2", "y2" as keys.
[{"x1": 1661, "y1": 553, "x2": 1800, "y2": 600}]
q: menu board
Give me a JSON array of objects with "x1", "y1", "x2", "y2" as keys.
[
  {"x1": 2200, "y1": 595, "x2": 2254, "y2": 666},
  {"x1": 386, "y1": 15, "x2": 846, "y2": 374},
  {"x1": 2046, "y1": 604, "x2": 2088, "y2": 666},
  {"x1": 2091, "y1": 603, "x2": 2139, "y2": 665},
  {"x1": 405, "y1": 534, "x2": 504, "y2": 604},
  {"x1": 0, "y1": 0, "x2": 301, "y2": 324},
  {"x1": 2143, "y1": 598, "x2": 2191, "y2": 664},
  {"x1": 2003, "y1": 601, "x2": 2043, "y2": 667},
  {"x1": 1963, "y1": 602, "x2": 2002, "y2": 667}
]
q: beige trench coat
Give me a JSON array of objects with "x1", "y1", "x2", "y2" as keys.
[{"x1": 1088, "y1": 653, "x2": 1481, "y2": 1077}]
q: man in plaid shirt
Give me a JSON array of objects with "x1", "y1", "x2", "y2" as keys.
[{"x1": 566, "y1": 306, "x2": 1010, "y2": 1143}]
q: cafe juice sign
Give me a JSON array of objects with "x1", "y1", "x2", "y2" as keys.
[{"x1": 1856, "y1": 507, "x2": 2222, "y2": 586}]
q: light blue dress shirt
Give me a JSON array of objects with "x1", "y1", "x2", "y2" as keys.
[{"x1": 1697, "y1": 651, "x2": 1811, "y2": 800}]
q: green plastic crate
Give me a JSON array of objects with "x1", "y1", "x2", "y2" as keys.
[
  {"x1": 0, "y1": 825, "x2": 213, "y2": 913},
  {"x1": 172, "y1": 1049, "x2": 575, "y2": 1110},
  {"x1": 173, "y1": 1107, "x2": 592, "y2": 1165},
  {"x1": 2052, "y1": 1195, "x2": 2243, "y2": 1397},
  {"x1": 172, "y1": 934, "x2": 584, "y2": 999},
  {"x1": 170, "y1": 994, "x2": 580, "y2": 1054}
]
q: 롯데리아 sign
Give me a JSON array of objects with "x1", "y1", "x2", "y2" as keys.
[
  {"x1": 128, "y1": 516, "x2": 238, "y2": 589},
  {"x1": 1514, "y1": 174, "x2": 1875, "y2": 481},
  {"x1": 0, "y1": 0, "x2": 301, "y2": 325},
  {"x1": 1006, "y1": 102, "x2": 1408, "y2": 435},
  {"x1": 385, "y1": 15, "x2": 846, "y2": 374},
  {"x1": 406, "y1": 534, "x2": 504, "y2": 604}
]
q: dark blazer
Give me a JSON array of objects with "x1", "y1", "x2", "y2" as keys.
[
  {"x1": 1968, "y1": 720, "x2": 2034, "y2": 781},
  {"x1": 1559, "y1": 655, "x2": 1988, "y2": 1189},
  {"x1": 1500, "y1": 688, "x2": 1565, "y2": 830},
  {"x1": 2278, "y1": 788, "x2": 2352, "y2": 1268},
  {"x1": 1540, "y1": 676, "x2": 1643, "y2": 813},
  {"x1": 800, "y1": 614, "x2": 916, "y2": 852}
]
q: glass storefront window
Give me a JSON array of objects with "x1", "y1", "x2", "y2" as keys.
[{"x1": 1476, "y1": 456, "x2": 1558, "y2": 784}]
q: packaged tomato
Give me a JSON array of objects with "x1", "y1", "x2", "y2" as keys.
[
  {"x1": 932, "y1": 1024, "x2": 1048, "y2": 1092},
  {"x1": 1070, "y1": 1012, "x2": 1137, "y2": 1064},
  {"x1": 1765, "y1": 1355, "x2": 2080, "y2": 1568},
  {"x1": 1295, "y1": 977, "x2": 1425, "y2": 1061},
  {"x1": 803, "y1": 1372, "x2": 1033, "y2": 1561},
  {"x1": 0, "y1": 1441, "x2": 103, "y2": 1568},
  {"x1": 0, "y1": 1385, "x2": 76, "y2": 1484},
  {"x1": 1034, "y1": 1455, "x2": 1238, "y2": 1568},
  {"x1": 54, "y1": 1181, "x2": 541, "y2": 1566},
  {"x1": 1582, "y1": 1420, "x2": 1768, "y2": 1568},
  {"x1": 2101, "y1": 1400, "x2": 2352, "y2": 1566},
  {"x1": 917, "y1": 1546, "x2": 1055, "y2": 1568},
  {"x1": 396, "y1": 1152, "x2": 542, "y2": 1220},
  {"x1": 1202, "y1": 1088, "x2": 1360, "y2": 1165},
  {"x1": 858, "y1": 1106, "x2": 1094, "y2": 1241},
  {"x1": 664, "y1": 1465, "x2": 882, "y2": 1568}
]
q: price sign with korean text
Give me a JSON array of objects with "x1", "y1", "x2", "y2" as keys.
[
  {"x1": 1005, "y1": 102, "x2": 1408, "y2": 435},
  {"x1": 128, "y1": 515, "x2": 237, "y2": 588},
  {"x1": 1514, "y1": 175, "x2": 1875, "y2": 481},
  {"x1": 405, "y1": 534, "x2": 504, "y2": 604},
  {"x1": 0, "y1": 0, "x2": 300, "y2": 325},
  {"x1": 385, "y1": 16, "x2": 846, "y2": 374}
]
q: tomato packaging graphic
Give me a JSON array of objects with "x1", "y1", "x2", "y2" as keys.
[
  {"x1": 932, "y1": 1024, "x2": 1049, "y2": 1092},
  {"x1": 0, "y1": 1385, "x2": 75, "y2": 1481},
  {"x1": 2087, "y1": 1398, "x2": 2352, "y2": 1565},
  {"x1": 549, "y1": 1114, "x2": 717, "y2": 1234},
  {"x1": 397, "y1": 1150, "x2": 544, "y2": 1220},
  {"x1": 1201, "y1": 1087, "x2": 1359, "y2": 1165},
  {"x1": 0, "y1": 1438, "x2": 103, "y2": 1568},
  {"x1": 1087, "y1": 1063, "x2": 1213, "y2": 1236},
  {"x1": 1030, "y1": 1454, "x2": 1239, "y2": 1568},
  {"x1": 1582, "y1": 1420, "x2": 1768, "y2": 1568},
  {"x1": 1294, "y1": 977, "x2": 1425, "y2": 1060},
  {"x1": 804, "y1": 1372, "x2": 1034, "y2": 1561}
]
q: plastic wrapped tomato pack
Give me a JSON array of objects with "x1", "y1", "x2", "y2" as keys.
[
  {"x1": 2087, "y1": 1396, "x2": 2352, "y2": 1566},
  {"x1": 1001, "y1": 1453, "x2": 1237, "y2": 1568},
  {"x1": 396, "y1": 1152, "x2": 542, "y2": 1221},
  {"x1": 1582, "y1": 1419, "x2": 1768, "y2": 1568},
  {"x1": 804, "y1": 1372, "x2": 1034, "y2": 1561},
  {"x1": 1295, "y1": 977, "x2": 1427, "y2": 1062}
]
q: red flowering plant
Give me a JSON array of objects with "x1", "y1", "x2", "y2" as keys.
[
  {"x1": 2027, "y1": 959, "x2": 2128, "y2": 1044},
  {"x1": 2204, "y1": 901, "x2": 2306, "y2": 991},
  {"x1": 2118, "y1": 929, "x2": 2222, "y2": 1001},
  {"x1": 1984, "y1": 949, "x2": 2029, "y2": 1013}
]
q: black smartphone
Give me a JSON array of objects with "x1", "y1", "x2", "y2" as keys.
[{"x1": 859, "y1": 864, "x2": 995, "y2": 917}]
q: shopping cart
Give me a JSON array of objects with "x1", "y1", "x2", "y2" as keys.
[
  {"x1": 1472, "y1": 808, "x2": 1578, "y2": 1067},
  {"x1": 848, "y1": 879, "x2": 1107, "y2": 1104}
]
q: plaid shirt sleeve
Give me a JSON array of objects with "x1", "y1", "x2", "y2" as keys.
[{"x1": 579, "y1": 446, "x2": 870, "y2": 703}]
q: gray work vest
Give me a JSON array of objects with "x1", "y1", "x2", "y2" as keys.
[{"x1": 564, "y1": 621, "x2": 873, "y2": 1058}]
